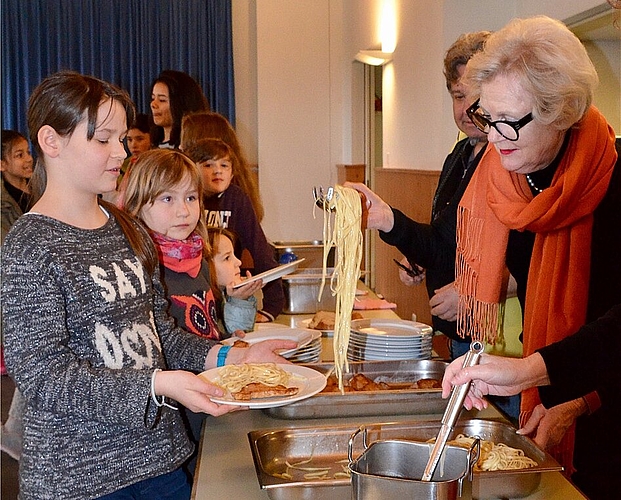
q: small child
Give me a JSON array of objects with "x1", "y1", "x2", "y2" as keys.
[
  {"x1": 125, "y1": 113, "x2": 152, "y2": 159},
  {"x1": 122, "y1": 148, "x2": 264, "y2": 478},
  {"x1": 1, "y1": 71, "x2": 292, "y2": 499},
  {"x1": 1, "y1": 129, "x2": 33, "y2": 242},
  {"x1": 106, "y1": 113, "x2": 152, "y2": 206},
  {"x1": 207, "y1": 227, "x2": 260, "y2": 335},
  {"x1": 122, "y1": 148, "x2": 262, "y2": 340},
  {"x1": 183, "y1": 137, "x2": 285, "y2": 323}
]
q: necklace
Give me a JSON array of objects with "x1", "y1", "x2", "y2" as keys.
[{"x1": 525, "y1": 174, "x2": 544, "y2": 194}]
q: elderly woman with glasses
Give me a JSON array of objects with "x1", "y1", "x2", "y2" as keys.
[
  {"x1": 349, "y1": 15, "x2": 620, "y2": 499},
  {"x1": 453, "y1": 16, "x2": 620, "y2": 500}
]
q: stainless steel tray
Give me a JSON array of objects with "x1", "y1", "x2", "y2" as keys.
[
  {"x1": 248, "y1": 418, "x2": 563, "y2": 500},
  {"x1": 262, "y1": 359, "x2": 447, "y2": 419}
]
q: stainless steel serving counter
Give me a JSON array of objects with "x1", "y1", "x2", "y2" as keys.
[
  {"x1": 191, "y1": 290, "x2": 587, "y2": 500},
  {"x1": 191, "y1": 404, "x2": 586, "y2": 500}
]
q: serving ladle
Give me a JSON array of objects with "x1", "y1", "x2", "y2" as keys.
[{"x1": 422, "y1": 340, "x2": 485, "y2": 481}]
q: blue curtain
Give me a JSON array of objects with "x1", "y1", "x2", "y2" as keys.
[{"x1": 1, "y1": 0, "x2": 235, "y2": 137}]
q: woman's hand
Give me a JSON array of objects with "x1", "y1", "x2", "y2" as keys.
[
  {"x1": 154, "y1": 370, "x2": 242, "y2": 416},
  {"x1": 429, "y1": 282, "x2": 458, "y2": 321},
  {"x1": 226, "y1": 271, "x2": 263, "y2": 300},
  {"x1": 517, "y1": 399, "x2": 587, "y2": 449},
  {"x1": 343, "y1": 182, "x2": 394, "y2": 232},
  {"x1": 441, "y1": 353, "x2": 549, "y2": 411}
]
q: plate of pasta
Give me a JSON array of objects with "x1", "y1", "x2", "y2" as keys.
[{"x1": 199, "y1": 363, "x2": 327, "y2": 409}]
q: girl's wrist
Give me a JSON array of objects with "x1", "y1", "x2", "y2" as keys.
[
  {"x1": 217, "y1": 345, "x2": 232, "y2": 367},
  {"x1": 206, "y1": 344, "x2": 240, "y2": 369},
  {"x1": 150, "y1": 369, "x2": 178, "y2": 410}
]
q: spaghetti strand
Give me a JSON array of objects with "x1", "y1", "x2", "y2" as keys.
[{"x1": 319, "y1": 186, "x2": 363, "y2": 392}]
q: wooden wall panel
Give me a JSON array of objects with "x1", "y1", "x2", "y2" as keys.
[{"x1": 372, "y1": 168, "x2": 440, "y2": 325}]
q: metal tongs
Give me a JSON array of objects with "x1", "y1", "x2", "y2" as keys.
[
  {"x1": 312, "y1": 185, "x2": 369, "y2": 229},
  {"x1": 313, "y1": 185, "x2": 336, "y2": 211},
  {"x1": 421, "y1": 340, "x2": 485, "y2": 481}
]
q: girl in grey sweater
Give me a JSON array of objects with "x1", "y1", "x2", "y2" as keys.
[{"x1": 1, "y1": 71, "x2": 293, "y2": 500}]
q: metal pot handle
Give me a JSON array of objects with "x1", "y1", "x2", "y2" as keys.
[
  {"x1": 457, "y1": 437, "x2": 481, "y2": 497},
  {"x1": 347, "y1": 425, "x2": 369, "y2": 463},
  {"x1": 467, "y1": 438, "x2": 481, "y2": 481}
]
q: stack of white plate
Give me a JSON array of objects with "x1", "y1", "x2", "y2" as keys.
[
  {"x1": 346, "y1": 318, "x2": 433, "y2": 361},
  {"x1": 283, "y1": 335, "x2": 322, "y2": 363},
  {"x1": 222, "y1": 327, "x2": 321, "y2": 363}
]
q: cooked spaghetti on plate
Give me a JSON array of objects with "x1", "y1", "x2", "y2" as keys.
[{"x1": 199, "y1": 364, "x2": 327, "y2": 408}]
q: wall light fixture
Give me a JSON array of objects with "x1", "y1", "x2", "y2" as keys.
[{"x1": 354, "y1": 50, "x2": 393, "y2": 66}]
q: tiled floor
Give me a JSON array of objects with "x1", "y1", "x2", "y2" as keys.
[{"x1": 1, "y1": 374, "x2": 19, "y2": 500}]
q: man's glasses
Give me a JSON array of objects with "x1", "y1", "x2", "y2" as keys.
[{"x1": 466, "y1": 99, "x2": 533, "y2": 141}]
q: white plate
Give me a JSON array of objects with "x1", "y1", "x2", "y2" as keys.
[
  {"x1": 350, "y1": 318, "x2": 433, "y2": 339},
  {"x1": 285, "y1": 346, "x2": 322, "y2": 360},
  {"x1": 199, "y1": 364, "x2": 326, "y2": 409},
  {"x1": 231, "y1": 259, "x2": 306, "y2": 289},
  {"x1": 254, "y1": 322, "x2": 289, "y2": 331},
  {"x1": 297, "y1": 317, "x2": 333, "y2": 335},
  {"x1": 222, "y1": 328, "x2": 321, "y2": 357}
]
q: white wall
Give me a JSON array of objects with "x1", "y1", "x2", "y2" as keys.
[
  {"x1": 383, "y1": 0, "x2": 516, "y2": 171},
  {"x1": 233, "y1": 0, "x2": 619, "y2": 242},
  {"x1": 255, "y1": 0, "x2": 333, "y2": 241},
  {"x1": 586, "y1": 39, "x2": 621, "y2": 132}
]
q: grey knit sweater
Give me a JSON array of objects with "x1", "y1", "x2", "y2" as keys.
[{"x1": 1, "y1": 212, "x2": 217, "y2": 499}]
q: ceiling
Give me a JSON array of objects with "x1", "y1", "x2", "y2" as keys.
[{"x1": 570, "y1": 9, "x2": 621, "y2": 41}]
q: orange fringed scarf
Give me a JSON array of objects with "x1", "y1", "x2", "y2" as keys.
[{"x1": 456, "y1": 106, "x2": 618, "y2": 474}]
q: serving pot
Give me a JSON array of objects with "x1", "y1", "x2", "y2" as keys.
[{"x1": 348, "y1": 426, "x2": 480, "y2": 500}]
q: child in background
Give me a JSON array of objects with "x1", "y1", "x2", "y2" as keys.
[
  {"x1": 1, "y1": 130, "x2": 33, "y2": 242},
  {"x1": 105, "y1": 113, "x2": 153, "y2": 205},
  {"x1": 122, "y1": 148, "x2": 263, "y2": 478},
  {"x1": 180, "y1": 111, "x2": 263, "y2": 221},
  {"x1": 0, "y1": 129, "x2": 33, "y2": 459},
  {"x1": 122, "y1": 148, "x2": 262, "y2": 340},
  {"x1": 125, "y1": 113, "x2": 152, "y2": 159},
  {"x1": 1, "y1": 71, "x2": 293, "y2": 499},
  {"x1": 207, "y1": 227, "x2": 259, "y2": 335},
  {"x1": 183, "y1": 137, "x2": 285, "y2": 323}
]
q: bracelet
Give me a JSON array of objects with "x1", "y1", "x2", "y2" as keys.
[
  {"x1": 150, "y1": 369, "x2": 178, "y2": 411},
  {"x1": 217, "y1": 345, "x2": 232, "y2": 367}
]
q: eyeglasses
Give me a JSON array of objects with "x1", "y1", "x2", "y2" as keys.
[{"x1": 466, "y1": 99, "x2": 533, "y2": 141}]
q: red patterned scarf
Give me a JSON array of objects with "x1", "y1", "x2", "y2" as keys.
[{"x1": 150, "y1": 231, "x2": 205, "y2": 278}]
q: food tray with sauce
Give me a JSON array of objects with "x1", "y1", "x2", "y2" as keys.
[
  {"x1": 262, "y1": 359, "x2": 447, "y2": 419},
  {"x1": 248, "y1": 418, "x2": 563, "y2": 500}
]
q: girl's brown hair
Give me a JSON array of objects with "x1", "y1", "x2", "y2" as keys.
[
  {"x1": 122, "y1": 148, "x2": 211, "y2": 257},
  {"x1": 26, "y1": 71, "x2": 158, "y2": 274},
  {"x1": 180, "y1": 111, "x2": 264, "y2": 221}
]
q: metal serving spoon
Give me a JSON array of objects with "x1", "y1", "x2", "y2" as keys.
[{"x1": 422, "y1": 340, "x2": 485, "y2": 481}]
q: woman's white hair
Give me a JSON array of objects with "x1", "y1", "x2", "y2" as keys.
[{"x1": 465, "y1": 15, "x2": 598, "y2": 130}]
